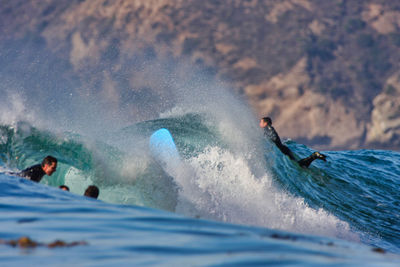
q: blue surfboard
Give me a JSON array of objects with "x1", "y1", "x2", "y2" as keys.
[{"x1": 149, "y1": 128, "x2": 181, "y2": 174}]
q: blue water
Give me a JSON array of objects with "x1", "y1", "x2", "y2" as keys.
[{"x1": 1, "y1": 113, "x2": 400, "y2": 266}]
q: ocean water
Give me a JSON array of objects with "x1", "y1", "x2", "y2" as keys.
[
  {"x1": 0, "y1": 113, "x2": 400, "y2": 266},
  {"x1": 0, "y1": 56, "x2": 399, "y2": 265}
]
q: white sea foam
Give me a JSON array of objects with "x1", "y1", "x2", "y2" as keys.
[{"x1": 172, "y1": 146, "x2": 358, "y2": 241}]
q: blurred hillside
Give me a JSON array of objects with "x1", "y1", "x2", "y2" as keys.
[{"x1": 1, "y1": 0, "x2": 400, "y2": 149}]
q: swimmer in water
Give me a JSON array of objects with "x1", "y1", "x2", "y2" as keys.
[
  {"x1": 59, "y1": 185, "x2": 70, "y2": 191},
  {"x1": 84, "y1": 185, "x2": 99, "y2": 199},
  {"x1": 18, "y1": 156, "x2": 58, "y2": 182}
]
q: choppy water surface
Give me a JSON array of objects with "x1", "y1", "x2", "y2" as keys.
[{"x1": 1, "y1": 115, "x2": 400, "y2": 266}]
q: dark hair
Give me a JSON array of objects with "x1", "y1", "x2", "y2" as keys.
[
  {"x1": 84, "y1": 185, "x2": 99, "y2": 199},
  {"x1": 59, "y1": 185, "x2": 69, "y2": 191},
  {"x1": 41, "y1": 156, "x2": 57, "y2": 167},
  {"x1": 262, "y1": 117, "x2": 272, "y2": 125}
]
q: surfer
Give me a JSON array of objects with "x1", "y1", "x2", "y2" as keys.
[
  {"x1": 260, "y1": 117, "x2": 326, "y2": 168},
  {"x1": 84, "y1": 185, "x2": 99, "y2": 199},
  {"x1": 59, "y1": 185, "x2": 69, "y2": 191},
  {"x1": 18, "y1": 156, "x2": 58, "y2": 182}
]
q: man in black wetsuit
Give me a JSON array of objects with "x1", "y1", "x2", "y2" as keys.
[
  {"x1": 18, "y1": 156, "x2": 58, "y2": 182},
  {"x1": 260, "y1": 117, "x2": 327, "y2": 168}
]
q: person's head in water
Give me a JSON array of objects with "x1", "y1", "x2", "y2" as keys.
[
  {"x1": 41, "y1": 156, "x2": 57, "y2": 176},
  {"x1": 259, "y1": 117, "x2": 272, "y2": 128},
  {"x1": 59, "y1": 185, "x2": 69, "y2": 191},
  {"x1": 84, "y1": 185, "x2": 99, "y2": 199}
]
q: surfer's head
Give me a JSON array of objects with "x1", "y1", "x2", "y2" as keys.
[
  {"x1": 41, "y1": 156, "x2": 58, "y2": 176},
  {"x1": 59, "y1": 185, "x2": 69, "y2": 191},
  {"x1": 260, "y1": 117, "x2": 272, "y2": 128},
  {"x1": 84, "y1": 185, "x2": 99, "y2": 199}
]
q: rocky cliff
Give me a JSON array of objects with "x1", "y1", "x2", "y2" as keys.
[{"x1": 1, "y1": 0, "x2": 400, "y2": 149}]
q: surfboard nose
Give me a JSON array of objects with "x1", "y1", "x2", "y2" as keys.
[{"x1": 149, "y1": 128, "x2": 181, "y2": 173}]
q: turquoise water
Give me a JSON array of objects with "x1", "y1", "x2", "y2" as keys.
[{"x1": 1, "y1": 114, "x2": 400, "y2": 266}]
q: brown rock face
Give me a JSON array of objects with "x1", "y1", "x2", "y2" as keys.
[
  {"x1": 247, "y1": 58, "x2": 364, "y2": 149},
  {"x1": 367, "y1": 72, "x2": 400, "y2": 148},
  {"x1": 1, "y1": 0, "x2": 400, "y2": 149}
]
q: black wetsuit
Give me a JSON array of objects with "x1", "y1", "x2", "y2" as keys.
[
  {"x1": 18, "y1": 164, "x2": 46, "y2": 182},
  {"x1": 263, "y1": 126, "x2": 319, "y2": 168},
  {"x1": 297, "y1": 154, "x2": 320, "y2": 168},
  {"x1": 263, "y1": 125, "x2": 296, "y2": 160}
]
